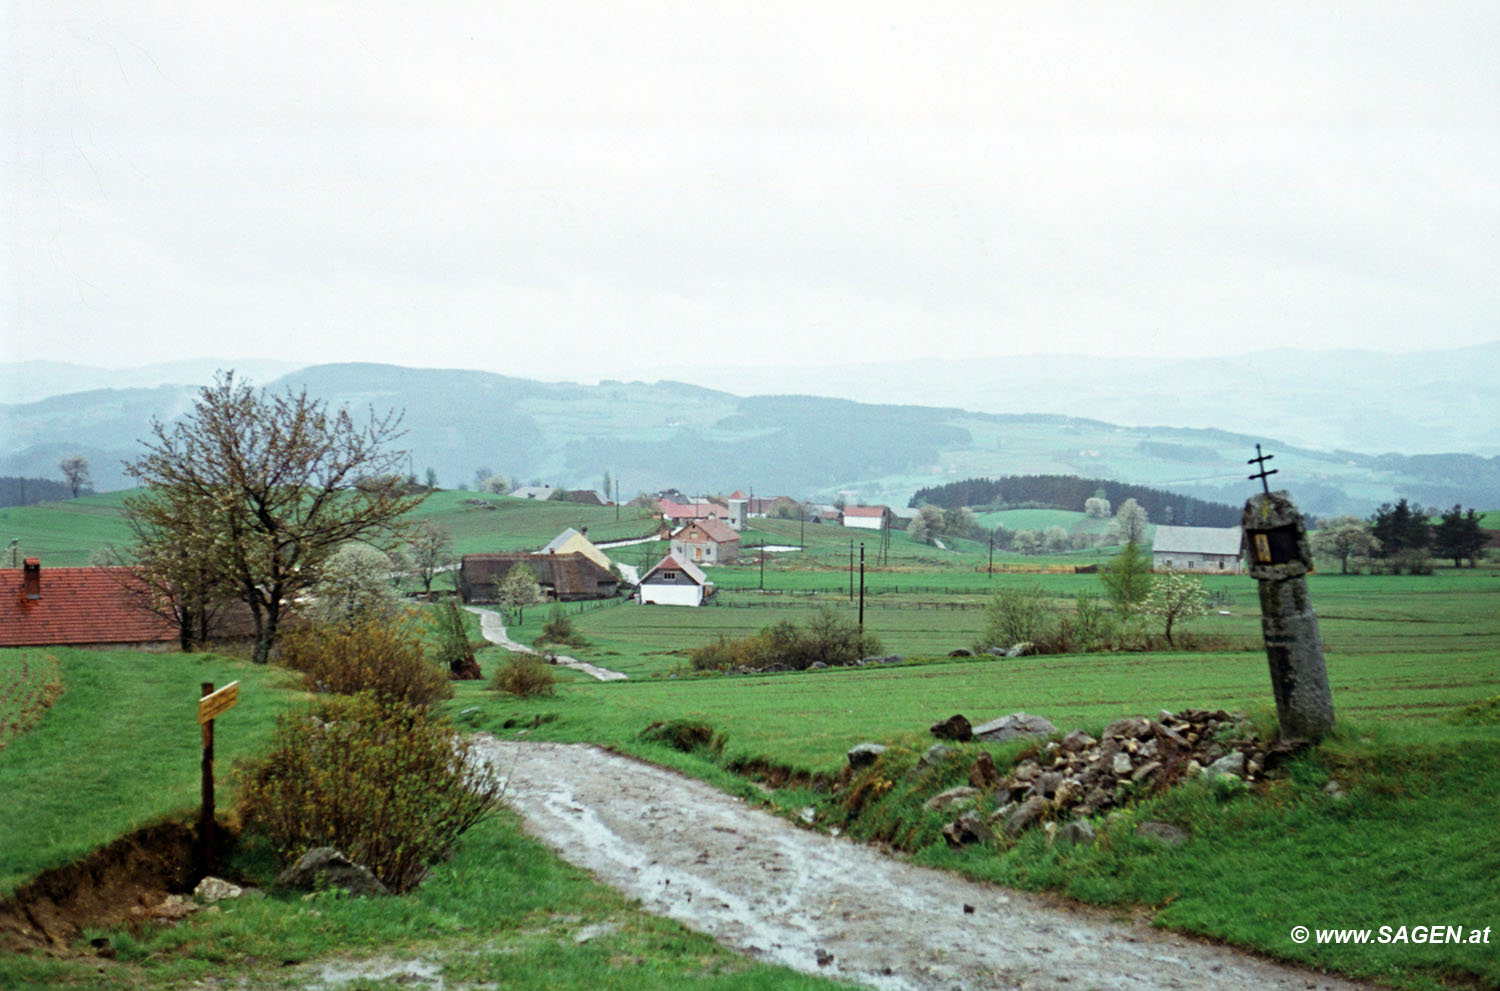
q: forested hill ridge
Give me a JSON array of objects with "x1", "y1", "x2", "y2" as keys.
[
  {"x1": 1, "y1": 361, "x2": 1497, "y2": 517},
  {"x1": 910, "y1": 476, "x2": 1240, "y2": 527}
]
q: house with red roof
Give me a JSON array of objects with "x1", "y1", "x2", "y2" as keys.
[
  {"x1": 0, "y1": 559, "x2": 179, "y2": 649},
  {"x1": 670, "y1": 518, "x2": 740, "y2": 566},
  {"x1": 842, "y1": 505, "x2": 893, "y2": 531},
  {"x1": 657, "y1": 498, "x2": 730, "y2": 526}
]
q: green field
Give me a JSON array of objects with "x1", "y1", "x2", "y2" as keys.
[
  {"x1": 472, "y1": 577, "x2": 1500, "y2": 770},
  {"x1": 0, "y1": 489, "x2": 663, "y2": 568},
  {"x1": 4, "y1": 494, "x2": 1500, "y2": 989}
]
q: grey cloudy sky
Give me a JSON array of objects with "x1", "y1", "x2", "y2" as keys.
[{"x1": 6, "y1": 2, "x2": 1498, "y2": 383}]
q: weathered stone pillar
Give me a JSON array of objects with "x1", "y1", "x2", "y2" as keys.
[{"x1": 1242, "y1": 491, "x2": 1334, "y2": 741}]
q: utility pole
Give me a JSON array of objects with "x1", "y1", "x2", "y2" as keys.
[
  {"x1": 858, "y1": 543, "x2": 865, "y2": 632},
  {"x1": 615, "y1": 477, "x2": 620, "y2": 521}
]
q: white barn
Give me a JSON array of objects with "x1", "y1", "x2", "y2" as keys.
[
  {"x1": 842, "y1": 505, "x2": 891, "y2": 530},
  {"x1": 1150, "y1": 526, "x2": 1245, "y2": 573}
]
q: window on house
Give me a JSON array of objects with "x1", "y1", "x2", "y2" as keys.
[{"x1": 663, "y1": 571, "x2": 677, "y2": 581}]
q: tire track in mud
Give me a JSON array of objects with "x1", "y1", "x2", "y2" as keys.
[{"x1": 476, "y1": 737, "x2": 1372, "y2": 991}]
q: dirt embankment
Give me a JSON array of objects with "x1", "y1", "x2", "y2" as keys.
[
  {"x1": 0, "y1": 820, "x2": 230, "y2": 953},
  {"x1": 478, "y1": 737, "x2": 1374, "y2": 991}
]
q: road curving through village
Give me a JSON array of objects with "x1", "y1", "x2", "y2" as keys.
[{"x1": 475, "y1": 737, "x2": 1374, "y2": 991}]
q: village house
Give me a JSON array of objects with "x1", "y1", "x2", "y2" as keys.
[
  {"x1": 842, "y1": 505, "x2": 893, "y2": 530},
  {"x1": 0, "y1": 559, "x2": 179, "y2": 649},
  {"x1": 509, "y1": 484, "x2": 556, "y2": 500},
  {"x1": 458, "y1": 552, "x2": 619, "y2": 604},
  {"x1": 637, "y1": 554, "x2": 713, "y2": 606},
  {"x1": 1150, "y1": 525, "x2": 1246, "y2": 573},
  {"x1": 540, "y1": 527, "x2": 613, "y2": 571},
  {"x1": 657, "y1": 498, "x2": 730, "y2": 526},
  {"x1": 669, "y1": 517, "x2": 740, "y2": 566}
]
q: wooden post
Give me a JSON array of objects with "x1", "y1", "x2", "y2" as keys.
[
  {"x1": 196, "y1": 680, "x2": 240, "y2": 876},
  {"x1": 200, "y1": 681, "x2": 215, "y2": 874}
]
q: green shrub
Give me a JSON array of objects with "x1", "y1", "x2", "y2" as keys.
[
  {"x1": 235, "y1": 694, "x2": 502, "y2": 893},
  {"x1": 688, "y1": 607, "x2": 880, "y2": 671},
  {"x1": 977, "y1": 584, "x2": 1055, "y2": 651},
  {"x1": 278, "y1": 614, "x2": 452, "y2": 709},
  {"x1": 491, "y1": 652, "x2": 557, "y2": 697},
  {"x1": 533, "y1": 605, "x2": 590, "y2": 650}
]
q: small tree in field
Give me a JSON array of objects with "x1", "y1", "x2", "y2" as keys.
[
  {"x1": 1100, "y1": 539, "x2": 1152, "y2": 620},
  {"x1": 497, "y1": 564, "x2": 542, "y2": 623},
  {"x1": 1143, "y1": 570, "x2": 1209, "y2": 647},
  {"x1": 408, "y1": 520, "x2": 454, "y2": 597},
  {"x1": 59, "y1": 456, "x2": 92, "y2": 498},
  {"x1": 1108, "y1": 498, "x2": 1150, "y2": 545},
  {"x1": 1310, "y1": 516, "x2": 1381, "y2": 574}
]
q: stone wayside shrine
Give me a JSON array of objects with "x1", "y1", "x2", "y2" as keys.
[{"x1": 1242, "y1": 446, "x2": 1334, "y2": 741}]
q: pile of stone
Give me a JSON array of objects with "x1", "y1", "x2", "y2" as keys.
[
  {"x1": 847, "y1": 708, "x2": 1304, "y2": 849},
  {"x1": 985, "y1": 709, "x2": 1285, "y2": 840}
]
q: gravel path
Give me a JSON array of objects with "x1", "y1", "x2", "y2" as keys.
[
  {"x1": 477, "y1": 737, "x2": 1373, "y2": 991},
  {"x1": 463, "y1": 606, "x2": 627, "y2": 681}
]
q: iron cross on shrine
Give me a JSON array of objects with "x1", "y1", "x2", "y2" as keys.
[{"x1": 1248, "y1": 444, "x2": 1278, "y2": 495}]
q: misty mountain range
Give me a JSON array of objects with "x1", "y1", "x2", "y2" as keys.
[{"x1": 1, "y1": 346, "x2": 1497, "y2": 517}]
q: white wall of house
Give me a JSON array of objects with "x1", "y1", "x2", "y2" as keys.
[
  {"x1": 1152, "y1": 552, "x2": 1241, "y2": 573},
  {"x1": 639, "y1": 582, "x2": 705, "y2": 606},
  {"x1": 844, "y1": 515, "x2": 884, "y2": 530}
]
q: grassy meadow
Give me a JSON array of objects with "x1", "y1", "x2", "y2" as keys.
[{"x1": 2, "y1": 493, "x2": 1498, "y2": 989}]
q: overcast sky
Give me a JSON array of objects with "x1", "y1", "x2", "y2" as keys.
[{"x1": 5, "y1": 2, "x2": 1498, "y2": 384}]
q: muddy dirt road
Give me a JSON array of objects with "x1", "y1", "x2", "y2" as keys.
[{"x1": 476, "y1": 738, "x2": 1370, "y2": 991}]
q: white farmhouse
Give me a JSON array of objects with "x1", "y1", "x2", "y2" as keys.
[
  {"x1": 637, "y1": 554, "x2": 714, "y2": 606},
  {"x1": 1150, "y1": 526, "x2": 1245, "y2": 573}
]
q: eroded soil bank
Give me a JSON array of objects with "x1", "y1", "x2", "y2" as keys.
[
  {"x1": 477, "y1": 737, "x2": 1373, "y2": 991},
  {"x1": 0, "y1": 820, "x2": 229, "y2": 953}
]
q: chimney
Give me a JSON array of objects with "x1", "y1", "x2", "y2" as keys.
[
  {"x1": 580, "y1": 527, "x2": 588, "y2": 536},
  {"x1": 23, "y1": 558, "x2": 41, "y2": 600}
]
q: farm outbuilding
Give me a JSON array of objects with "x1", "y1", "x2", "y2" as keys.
[
  {"x1": 540, "y1": 528, "x2": 613, "y2": 571},
  {"x1": 459, "y1": 552, "x2": 619, "y2": 603},
  {"x1": 1150, "y1": 526, "x2": 1246, "y2": 573},
  {"x1": 842, "y1": 506, "x2": 893, "y2": 530},
  {"x1": 637, "y1": 554, "x2": 713, "y2": 606}
]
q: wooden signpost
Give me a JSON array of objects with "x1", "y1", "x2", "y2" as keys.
[{"x1": 197, "y1": 681, "x2": 239, "y2": 873}]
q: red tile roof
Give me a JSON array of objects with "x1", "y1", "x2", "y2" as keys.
[
  {"x1": 0, "y1": 563, "x2": 179, "y2": 648},
  {"x1": 673, "y1": 519, "x2": 740, "y2": 545},
  {"x1": 658, "y1": 499, "x2": 729, "y2": 520},
  {"x1": 843, "y1": 505, "x2": 889, "y2": 518}
]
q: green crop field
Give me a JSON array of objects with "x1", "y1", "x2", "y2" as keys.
[{"x1": 0, "y1": 492, "x2": 134, "y2": 566}]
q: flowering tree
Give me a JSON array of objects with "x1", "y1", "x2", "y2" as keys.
[{"x1": 1144, "y1": 570, "x2": 1209, "y2": 647}]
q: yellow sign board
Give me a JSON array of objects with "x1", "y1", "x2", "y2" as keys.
[{"x1": 197, "y1": 681, "x2": 240, "y2": 724}]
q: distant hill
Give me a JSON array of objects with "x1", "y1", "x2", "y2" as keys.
[
  {"x1": 0, "y1": 359, "x2": 304, "y2": 405},
  {"x1": 1, "y1": 361, "x2": 1496, "y2": 517},
  {"x1": 653, "y1": 342, "x2": 1500, "y2": 458}
]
